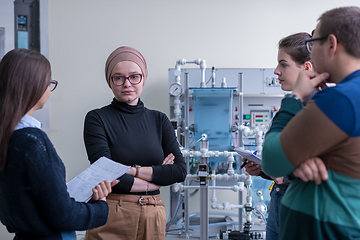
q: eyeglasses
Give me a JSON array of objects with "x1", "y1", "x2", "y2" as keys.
[
  {"x1": 305, "y1": 36, "x2": 328, "y2": 53},
  {"x1": 49, "y1": 80, "x2": 58, "y2": 92},
  {"x1": 110, "y1": 74, "x2": 143, "y2": 86}
]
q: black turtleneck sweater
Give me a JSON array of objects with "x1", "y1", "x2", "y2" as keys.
[{"x1": 83, "y1": 98, "x2": 186, "y2": 195}]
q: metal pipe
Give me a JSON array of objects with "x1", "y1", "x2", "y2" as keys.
[{"x1": 184, "y1": 72, "x2": 190, "y2": 234}]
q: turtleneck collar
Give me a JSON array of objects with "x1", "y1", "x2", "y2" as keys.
[{"x1": 110, "y1": 98, "x2": 145, "y2": 115}]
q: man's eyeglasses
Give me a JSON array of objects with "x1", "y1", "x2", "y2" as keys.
[
  {"x1": 49, "y1": 80, "x2": 58, "y2": 92},
  {"x1": 110, "y1": 74, "x2": 143, "y2": 86},
  {"x1": 305, "y1": 36, "x2": 328, "y2": 53}
]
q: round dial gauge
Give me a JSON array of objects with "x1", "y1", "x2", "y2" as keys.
[{"x1": 169, "y1": 83, "x2": 182, "y2": 96}]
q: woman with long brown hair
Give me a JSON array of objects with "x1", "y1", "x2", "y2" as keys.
[
  {"x1": 243, "y1": 32, "x2": 316, "y2": 240},
  {"x1": 0, "y1": 48, "x2": 115, "y2": 240}
]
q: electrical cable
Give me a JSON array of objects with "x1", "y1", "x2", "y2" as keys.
[
  {"x1": 188, "y1": 132, "x2": 195, "y2": 147},
  {"x1": 206, "y1": 75, "x2": 212, "y2": 85},
  {"x1": 174, "y1": 126, "x2": 184, "y2": 148},
  {"x1": 166, "y1": 179, "x2": 200, "y2": 231},
  {"x1": 166, "y1": 191, "x2": 183, "y2": 230},
  {"x1": 189, "y1": 136, "x2": 204, "y2": 148}
]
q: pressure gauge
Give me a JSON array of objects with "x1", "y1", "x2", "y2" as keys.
[{"x1": 169, "y1": 83, "x2": 182, "y2": 96}]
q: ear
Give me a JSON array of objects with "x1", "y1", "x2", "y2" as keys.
[
  {"x1": 304, "y1": 61, "x2": 313, "y2": 71},
  {"x1": 327, "y1": 34, "x2": 338, "y2": 56}
]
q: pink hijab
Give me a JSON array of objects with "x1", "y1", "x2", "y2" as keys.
[{"x1": 105, "y1": 46, "x2": 148, "y2": 87}]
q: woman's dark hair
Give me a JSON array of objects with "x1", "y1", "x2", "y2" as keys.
[
  {"x1": 0, "y1": 48, "x2": 51, "y2": 170},
  {"x1": 278, "y1": 32, "x2": 312, "y2": 65}
]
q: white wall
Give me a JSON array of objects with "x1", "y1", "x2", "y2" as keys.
[
  {"x1": 48, "y1": 0, "x2": 360, "y2": 180},
  {"x1": 1, "y1": 0, "x2": 360, "y2": 239},
  {"x1": 0, "y1": 0, "x2": 14, "y2": 53}
]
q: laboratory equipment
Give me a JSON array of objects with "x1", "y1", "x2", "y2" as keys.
[
  {"x1": 14, "y1": 0, "x2": 40, "y2": 51},
  {"x1": 167, "y1": 61, "x2": 287, "y2": 240}
]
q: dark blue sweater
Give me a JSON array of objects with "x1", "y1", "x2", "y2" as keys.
[{"x1": 0, "y1": 128, "x2": 108, "y2": 239}]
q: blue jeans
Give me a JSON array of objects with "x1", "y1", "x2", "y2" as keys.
[{"x1": 266, "y1": 184, "x2": 287, "y2": 240}]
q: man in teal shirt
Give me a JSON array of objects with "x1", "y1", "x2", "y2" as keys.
[{"x1": 263, "y1": 6, "x2": 360, "y2": 240}]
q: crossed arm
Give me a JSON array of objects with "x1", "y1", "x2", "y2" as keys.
[
  {"x1": 242, "y1": 156, "x2": 328, "y2": 185},
  {"x1": 126, "y1": 153, "x2": 175, "y2": 192}
]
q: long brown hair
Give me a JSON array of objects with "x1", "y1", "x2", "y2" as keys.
[{"x1": 0, "y1": 49, "x2": 51, "y2": 170}]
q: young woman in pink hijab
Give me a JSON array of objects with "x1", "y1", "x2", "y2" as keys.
[{"x1": 84, "y1": 46, "x2": 186, "y2": 240}]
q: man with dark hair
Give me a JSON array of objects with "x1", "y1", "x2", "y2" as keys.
[{"x1": 262, "y1": 6, "x2": 360, "y2": 240}]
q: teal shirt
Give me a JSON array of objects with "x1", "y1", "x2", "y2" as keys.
[
  {"x1": 261, "y1": 70, "x2": 360, "y2": 239},
  {"x1": 262, "y1": 97, "x2": 303, "y2": 177}
]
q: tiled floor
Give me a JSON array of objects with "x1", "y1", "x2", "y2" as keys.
[
  {"x1": 165, "y1": 227, "x2": 223, "y2": 239},
  {"x1": 165, "y1": 223, "x2": 266, "y2": 239},
  {"x1": 75, "y1": 221, "x2": 266, "y2": 239}
]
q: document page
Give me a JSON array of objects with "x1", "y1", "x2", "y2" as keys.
[
  {"x1": 234, "y1": 148, "x2": 262, "y2": 166},
  {"x1": 67, "y1": 156, "x2": 130, "y2": 202}
]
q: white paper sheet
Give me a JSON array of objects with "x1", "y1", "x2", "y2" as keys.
[
  {"x1": 66, "y1": 156, "x2": 130, "y2": 202},
  {"x1": 234, "y1": 148, "x2": 262, "y2": 166}
]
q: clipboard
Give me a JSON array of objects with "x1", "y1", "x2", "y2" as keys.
[{"x1": 234, "y1": 148, "x2": 262, "y2": 166}]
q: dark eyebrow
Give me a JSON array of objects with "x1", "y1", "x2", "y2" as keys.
[
  {"x1": 112, "y1": 71, "x2": 141, "y2": 76},
  {"x1": 278, "y1": 59, "x2": 287, "y2": 63}
]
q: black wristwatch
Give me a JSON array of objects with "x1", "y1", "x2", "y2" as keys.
[{"x1": 285, "y1": 93, "x2": 301, "y2": 102}]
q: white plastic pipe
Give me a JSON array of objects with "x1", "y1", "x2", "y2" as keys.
[
  {"x1": 173, "y1": 96, "x2": 181, "y2": 121},
  {"x1": 237, "y1": 124, "x2": 268, "y2": 156},
  {"x1": 174, "y1": 58, "x2": 206, "y2": 89},
  {"x1": 172, "y1": 58, "x2": 207, "y2": 120},
  {"x1": 181, "y1": 149, "x2": 236, "y2": 159},
  {"x1": 172, "y1": 183, "x2": 242, "y2": 192}
]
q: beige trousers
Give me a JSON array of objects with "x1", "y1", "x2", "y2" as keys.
[{"x1": 86, "y1": 195, "x2": 166, "y2": 240}]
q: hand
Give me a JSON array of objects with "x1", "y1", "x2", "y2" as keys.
[
  {"x1": 162, "y1": 153, "x2": 175, "y2": 165},
  {"x1": 127, "y1": 167, "x2": 136, "y2": 176},
  {"x1": 148, "y1": 182, "x2": 161, "y2": 192},
  {"x1": 271, "y1": 176, "x2": 284, "y2": 185},
  {"x1": 131, "y1": 178, "x2": 161, "y2": 192},
  {"x1": 293, "y1": 157, "x2": 328, "y2": 185},
  {"x1": 91, "y1": 179, "x2": 119, "y2": 202},
  {"x1": 242, "y1": 158, "x2": 262, "y2": 176},
  {"x1": 292, "y1": 70, "x2": 329, "y2": 101}
]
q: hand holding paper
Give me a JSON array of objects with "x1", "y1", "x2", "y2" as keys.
[
  {"x1": 234, "y1": 148, "x2": 262, "y2": 166},
  {"x1": 91, "y1": 179, "x2": 119, "y2": 201},
  {"x1": 67, "y1": 156, "x2": 130, "y2": 202}
]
